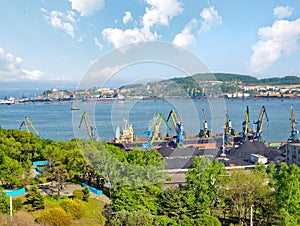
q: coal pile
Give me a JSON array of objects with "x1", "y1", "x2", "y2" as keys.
[{"x1": 224, "y1": 141, "x2": 285, "y2": 166}]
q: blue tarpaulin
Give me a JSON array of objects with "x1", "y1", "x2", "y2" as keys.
[{"x1": 82, "y1": 183, "x2": 103, "y2": 195}]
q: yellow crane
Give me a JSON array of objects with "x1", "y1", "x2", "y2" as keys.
[
  {"x1": 241, "y1": 106, "x2": 250, "y2": 142},
  {"x1": 166, "y1": 109, "x2": 185, "y2": 145},
  {"x1": 143, "y1": 113, "x2": 171, "y2": 149},
  {"x1": 79, "y1": 112, "x2": 95, "y2": 140},
  {"x1": 288, "y1": 104, "x2": 298, "y2": 142},
  {"x1": 19, "y1": 116, "x2": 40, "y2": 136},
  {"x1": 253, "y1": 106, "x2": 268, "y2": 141}
]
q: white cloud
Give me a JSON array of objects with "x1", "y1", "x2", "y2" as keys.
[
  {"x1": 102, "y1": 0, "x2": 182, "y2": 48},
  {"x1": 69, "y1": 0, "x2": 104, "y2": 16},
  {"x1": 142, "y1": 0, "x2": 183, "y2": 30},
  {"x1": 274, "y1": 6, "x2": 293, "y2": 19},
  {"x1": 248, "y1": 18, "x2": 300, "y2": 73},
  {"x1": 93, "y1": 37, "x2": 103, "y2": 50},
  {"x1": 102, "y1": 28, "x2": 156, "y2": 48},
  {"x1": 173, "y1": 19, "x2": 198, "y2": 48},
  {"x1": 199, "y1": 6, "x2": 222, "y2": 33},
  {"x1": 42, "y1": 8, "x2": 76, "y2": 39},
  {"x1": 123, "y1": 11, "x2": 133, "y2": 24},
  {"x1": 0, "y1": 47, "x2": 44, "y2": 81}
]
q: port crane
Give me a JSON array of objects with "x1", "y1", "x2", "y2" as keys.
[
  {"x1": 19, "y1": 116, "x2": 40, "y2": 137},
  {"x1": 253, "y1": 106, "x2": 268, "y2": 141},
  {"x1": 224, "y1": 111, "x2": 233, "y2": 147},
  {"x1": 142, "y1": 113, "x2": 171, "y2": 149},
  {"x1": 167, "y1": 109, "x2": 185, "y2": 146},
  {"x1": 288, "y1": 104, "x2": 298, "y2": 142},
  {"x1": 79, "y1": 112, "x2": 96, "y2": 140},
  {"x1": 241, "y1": 106, "x2": 250, "y2": 142},
  {"x1": 199, "y1": 108, "x2": 210, "y2": 138}
]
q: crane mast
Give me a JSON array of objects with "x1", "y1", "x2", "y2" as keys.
[
  {"x1": 241, "y1": 106, "x2": 250, "y2": 142},
  {"x1": 79, "y1": 112, "x2": 95, "y2": 140},
  {"x1": 199, "y1": 108, "x2": 210, "y2": 138},
  {"x1": 288, "y1": 104, "x2": 298, "y2": 142},
  {"x1": 167, "y1": 109, "x2": 185, "y2": 146},
  {"x1": 253, "y1": 106, "x2": 268, "y2": 141}
]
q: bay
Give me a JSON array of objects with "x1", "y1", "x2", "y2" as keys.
[{"x1": 0, "y1": 99, "x2": 298, "y2": 143}]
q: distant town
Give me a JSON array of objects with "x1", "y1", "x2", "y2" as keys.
[{"x1": 2, "y1": 73, "x2": 300, "y2": 104}]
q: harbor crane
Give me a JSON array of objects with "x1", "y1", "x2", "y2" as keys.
[
  {"x1": 79, "y1": 111, "x2": 96, "y2": 140},
  {"x1": 288, "y1": 104, "x2": 298, "y2": 142},
  {"x1": 253, "y1": 106, "x2": 268, "y2": 141},
  {"x1": 19, "y1": 116, "x2": 40, "y2": 137},
  {"x1": 142, "y1": 113, "x2": 171, "y2": 149},
  {"x1": 224, "y1": 111, "x2": 233, "y2": 147},
  {"x1": 167, "y1": 109, "x2": 185, "y2": 146},
  {"x1": 241, "y1": 106, "x2": 250, "y2": 142},
  {"x1": 199, "y1": 108, "x2": 210, "y2": 138}
]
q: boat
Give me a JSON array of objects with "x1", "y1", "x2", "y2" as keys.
[{"x1": 71, "y1": 105, "x2": 80, "y2": 110}]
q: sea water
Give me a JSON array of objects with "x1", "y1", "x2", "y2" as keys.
[{"x1": 0, "y1": 98, "x2": 298, "y2": 143}]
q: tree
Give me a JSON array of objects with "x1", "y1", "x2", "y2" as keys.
[
  {"x1": 110, "y1": 209, "x2": 154, "y2": 226},
  {"x1": 223, "y1": 168, "x2": 268, "y2": 223},
  {"x1": 158, "y1": 186, "x2": 187, "y2": 222},
  {"x1": 274, "y1": 163, "x2": 300, "y2": 224},
  {"x1": 73, "y1": 189, "x2": 84, "y2": 200},
  {"x1": 185, "y1": 157, "x2": 227, "y2": 217},
  {"x1": 24, "y1": 186, "x2": 45, "y2": 211}
]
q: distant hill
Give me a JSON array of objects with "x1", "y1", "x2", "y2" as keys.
[{"x1": 119, "y1": 73, "x2": 300, "y2": 97}]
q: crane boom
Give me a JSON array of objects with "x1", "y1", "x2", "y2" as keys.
[
  {"x1": 19, "y1": 116, "x2": 40, "y2": 136},
  {"x1": 253, "y1": 106, "x2": 268, "y2": 141},
  {"x1": 166, "y1": 109, "x2": 185, "y2": 145},
  {"x1": 143, "y1": 113, "x2": 170, "y2": 149},
  {"x1": 79, "y1": 112, "x2": 95, "y2": 140},
  {"x1": 199, "y1": 108, "x2": 210, "y2": 138},
  {"x1": 241, "y1": 106, "x2": 250, "y2": 142}
]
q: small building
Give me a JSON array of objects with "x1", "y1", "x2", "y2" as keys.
[
  {"x1": 286, "y1": 143, "x2": 300, "y2": 166},
  {"x1": 250, "y1": 154, "x2": 267, "y2": 164}
]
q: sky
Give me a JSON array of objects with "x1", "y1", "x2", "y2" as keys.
[{"x1": 1, "y1": 0, "x2": 300, "y2": 89}]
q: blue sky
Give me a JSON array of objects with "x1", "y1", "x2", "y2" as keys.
[{"x1": 1, "y1": 0, "x2": 300, "y2": 89}]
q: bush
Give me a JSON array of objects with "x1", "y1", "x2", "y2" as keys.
[
  {"x1": 72, "y1": 189, "x2": 84, "y2": 200},
  {"x1": 36, "y1": 207, "x2": 73, "y2": 226},
  {"x1": 82, "y1": 186, "x2": 90, "y2": 201},
  {"x1": 60, "y1": 199, "x2": 85, "y2": 220},
  {"x1": 12, "y1": 198, "x2": 23, "y2": 211}
]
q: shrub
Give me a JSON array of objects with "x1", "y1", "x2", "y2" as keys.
[
  {"x1": 12, "y1": 198, "x2": 23, "y2": 211},
  {"x1": 36, "y1": 207, "x2": 73, "y2": 226},
  {"x1": 60, "y1": 199, "x2": 85, "y2": 219},
  {"x1": 82, "y1": 186, "x2": 90, "y2": 202},
  {"x1": 72, "y1": 189, "x2": 83, "y2": 200}
]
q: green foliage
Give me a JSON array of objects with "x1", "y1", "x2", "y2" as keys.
[
  {"x1": 60, "y1": 198, "x2": 85, "y2": 219},
  {"x1": 275, "y1": 163, "x2": 300, "y2": 218},
  {"x1": 24, "y1": 186, "x2": 44, "y2": 211},
  {"x1": 185, "y1": 157, "x2": 227, "y2": 216},
  {"x1": 12, "y1": 198, "x2": 23, "y2": 211},
  {"x1": 82, "y1": 186, "x2": 90, "y2": 201},
  {"x1": 0, "y1": 189, "x2": 9, "y2": 214},
  {"x1": 154, "y1": 215, "x2": 178, "y2": 226},
  {"x1": 158, "y1": 187, "x2": 187, "y2": 221},
  {"x1": 112, "y1": 184, "x2": 161, "y2": 215},
  {"x1": 72, "y1": 189, "x2": 84, "y2": 200},
  {"x1": 194, "y1": 214, "x2": 221, "y2": 226},
  {"x1": 110, "y1": 209, "x2": 154, "y2": 226},
  {"x1": 36, "y1": 207, "x2": 73, "y2": 226}
]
